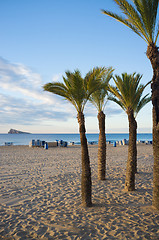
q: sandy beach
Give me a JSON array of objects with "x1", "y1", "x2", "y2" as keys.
[{"x1": 0, "y1": 144, "x2": 158, "y2": 240}]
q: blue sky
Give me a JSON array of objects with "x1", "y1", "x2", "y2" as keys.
[{"x1": 0, "y1": 0, "x2": 154, "y2": 133}]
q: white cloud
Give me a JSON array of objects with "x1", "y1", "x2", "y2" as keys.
[
  {"x1": 0, "y1": 57, "x2": 73, "y2": 127},
  {"x1": 0, "y1": 57, "x2": 57, "y2": 104},
  {"x1": 0, "y1": 57, "x2": 125, "y2": 132}
]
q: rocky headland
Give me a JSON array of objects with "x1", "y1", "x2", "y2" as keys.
[{"x1": 8, "y1": 129, "x2": 30, "y2": 134}]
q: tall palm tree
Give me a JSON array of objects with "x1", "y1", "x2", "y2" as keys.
[
  {"x1": 102, "y1": 0, "x2": 159, "y2": 209},
  {"x1": 89, "y1": 67, "x2": 114, "y2": 180},
  {"x1": 109, "y1": 73, "x2": 151, "y2": 191},
  {"x1": 43, "y1": 67, "x2": 105, "y2": 207}
]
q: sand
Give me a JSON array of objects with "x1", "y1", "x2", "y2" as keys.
[{"x1": 0, "y1": 144, "x2": 158, "y2": 240}]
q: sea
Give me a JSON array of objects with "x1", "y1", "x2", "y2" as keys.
[{"x1": 0, "y1": 133, "x2": 152, "y2": 146}]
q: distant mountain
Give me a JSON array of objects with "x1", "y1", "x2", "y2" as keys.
[{"x1": 8, "y1": 129, "x2": 30, "y2": 134}]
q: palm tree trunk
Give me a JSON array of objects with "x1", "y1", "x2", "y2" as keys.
[
  {"x1": 125, "y1": 110, "x2": 137, "y2": 191},
  {"x1": 146, "y1": 44, "x2": 159, "y2": 210},
  {"x1": 77, "y1": 111, "x2": 92, "y2": 207},
  {"x1": 134, "y1": 121, "x2": 137, "y2": 174},
  {"x1": 97, "y1": 111, "x2": 106, "y2": 180}
]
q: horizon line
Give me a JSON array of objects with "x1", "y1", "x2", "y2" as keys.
[{"x1": 0, "y1": 132, "x2": 152, "y2": 134}]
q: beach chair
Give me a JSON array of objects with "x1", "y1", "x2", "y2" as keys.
[
  {"x1": 58, "y1": 140, "x2": 63, "y2": 147},
  {"x1": 122, "y1": 139, "x2": 128, "y2": 145},
  {"x1": 36, "y1": 139, "x2": 41, "y2": 147},
  {"x1": 44, "y1": 142, "x2": 48, "y2": 149},
  {"x1": 60, "y1": 141, "x2": 68, "y2": 147},
  {"x1": 5, "y1": 142, "x2": 13, "y2": 146},
  {"x1": 41, "y1": 141, "x2": 46, "y2": 147},
  {"x1": 113, "y1": 142, "x2": 116, "y2": 147},
  {"x1": 29, "y1": 139, "x2": 36, "y2": 147},
  {"x1": 119, "y1": 140, "x2": 123, "y2": 145}
]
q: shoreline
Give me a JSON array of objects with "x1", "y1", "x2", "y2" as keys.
[
  {"x1": 2, "y1": 139, "x2": 153, "y2": 147},
  {"x1": 0, "y1": 133, "x2": 152, "y2": 146},
  {"x1": 0, "y1": 144, "x2": 158, "y2": 239}
]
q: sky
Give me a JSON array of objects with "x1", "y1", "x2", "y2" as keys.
[{"x1": 0, "y1": 0, "x2": 155, "y2": 133}]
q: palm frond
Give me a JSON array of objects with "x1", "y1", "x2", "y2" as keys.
[
  {"x1": 133, "y1": 0, "x2": 157, "y2": 41},
  {"x1": 155, "y1": 26, "x2": 159, "y2": 44},
  {"x1": 108, "y1": 94, "x2": 126, "y2": 111},
  {"x1": 108, "y1": 72, "x2": 150, "y2": 117},
  {"x1": 102, "y1": 0, "x2": 159, "y2": 44},
  {"x1": 135, "y1": 94, "x2": 151, "y2": 117},
  {"x1": 43, "y1": 82, "x2": 69, "y2": 99},
  {"x1": 89, "y1": 67, "x2": 114, "y2": 112},
  {"x1": 102, "y1": 9, "x2": 148, "y2": 43},
  {"x1": 108, "y1": 84, "x2": 127, "y2": 109},
  {"x1": 65, "y1": 70, "x2": 86, "y2": 111},
  {"x1": 44, "y1": 67, "x2": 107, "y2": 113},
  {"x1": 43, "y1": 82, "x2": 80, "y2": 111}
]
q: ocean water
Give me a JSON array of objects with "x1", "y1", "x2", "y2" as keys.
[{"x1": 0, "y1": 133, "x2": 152, "y2": 146}]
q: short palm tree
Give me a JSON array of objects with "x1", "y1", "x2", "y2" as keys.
[
  {"x1": 109, "y1": 73, "x2": 151, "y2": 191},
  {"x1": 89, "y1": 67, "x2": 114, "y2": 180},
  {"x1": 43, "y1": 67, "x2": 105, "y2": 207},
  {"x1": 102, "y1": 0, "x2": 159, "y2": 210}
]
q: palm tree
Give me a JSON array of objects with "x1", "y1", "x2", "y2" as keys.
[
  {"x1": 89, "y1": 67, "x2": 114, "y2": 180},
  {"x1": 43, "y1": 67, "x2": 105, "y2": 207},
  {"x1": 109, "y1": 73, "x2": 151, "y2": 191},
  {"x1": 102, "y1": 0, "x2": 159, "y2": 209}
]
